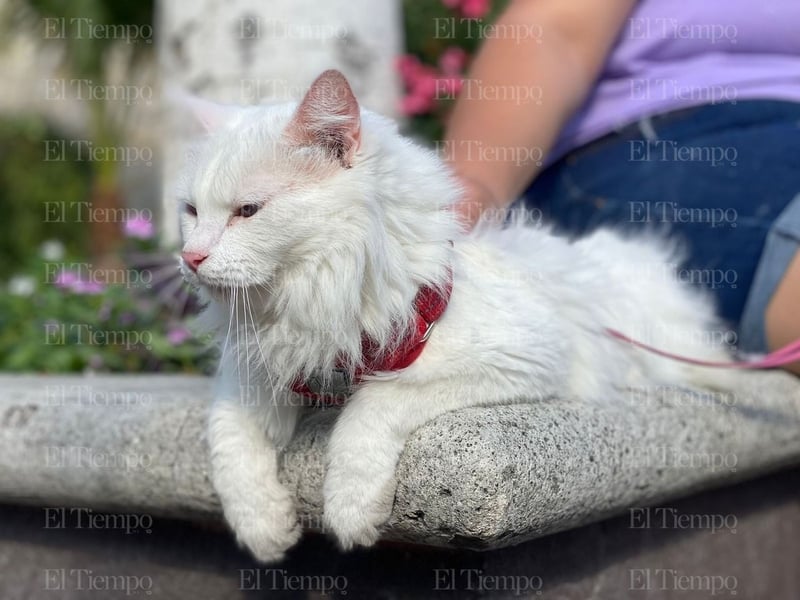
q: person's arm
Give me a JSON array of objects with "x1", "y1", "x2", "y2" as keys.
[{"x1": 444, "y1": 0, "x2": 637, "y2": 227}]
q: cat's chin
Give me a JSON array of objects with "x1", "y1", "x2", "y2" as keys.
[
  {"x1": 199, "y1": 285, "x2": 228, "y2": 302},
  {"x1": 197, "y1": 281, "x2": 273, "y2": 305},
  {"x1": 195, "y1": 283, "x2": 235, "y2": 303}
]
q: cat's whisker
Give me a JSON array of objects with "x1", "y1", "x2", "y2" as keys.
[
  {"x1": 233, "y1": 285, "x2": 241, "y2": 381},
  {"x1": 217, "y1": 278, "x2": 237, "y2": 375},
  {"x1": 239, "y1": 284, "x2": 255, "y2": 398},
  {"x1": 249, "y1": 280, "x2": 274, "y2": 299},
  {"x1": 244, "y1": 285, "x2": 283, "y2": 430}
]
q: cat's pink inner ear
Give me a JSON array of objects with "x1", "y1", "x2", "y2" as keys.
[{"x1": 285, "y1": 70, "x2": 361, "y2": 168}]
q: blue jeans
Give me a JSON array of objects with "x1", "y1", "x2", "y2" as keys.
[{"x1": 521, "y1": 100, "x2": 800, "y2": 353}]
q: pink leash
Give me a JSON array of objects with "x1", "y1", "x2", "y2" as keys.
[{"x1": 606, "y1": 328, "x2": 800, "y2": 369}]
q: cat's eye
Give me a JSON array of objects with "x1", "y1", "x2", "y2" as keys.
[
  {"x1": 185, "y1": 203, "x2": 197, "y2": 216},
  {"x1": 236, "y1": 204, "x2": 260, "y2": 218}
]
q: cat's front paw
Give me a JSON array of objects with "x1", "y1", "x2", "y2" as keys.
[
  {"x1": 322, "y1": 475, "x2": 393, "y2": 550},
  {"x1": 226, "y1": 493, "x2": 302, "y2": 563}
]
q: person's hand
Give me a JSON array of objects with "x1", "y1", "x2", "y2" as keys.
[{"x1": 451, "y1": 174, "x2": 506, "y2": 232}]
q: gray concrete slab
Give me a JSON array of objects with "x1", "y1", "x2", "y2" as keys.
[{"x1": 1, "y1": 373, "x2": 799, "y2": 551}]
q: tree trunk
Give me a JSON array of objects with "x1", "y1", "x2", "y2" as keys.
[{"x1": 156, "y1": 0, "x2": 404, "y2": 245}]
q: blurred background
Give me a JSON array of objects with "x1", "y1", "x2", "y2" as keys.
[{"x1": 0, "y1": 0, "x2": 505, "y2": 376}]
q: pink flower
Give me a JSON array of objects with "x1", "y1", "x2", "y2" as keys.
[
  {"x1": 124, "y1": 215, "x2": 154, "y2": 240},
  {"x1": 53, "y1": 270, "x2": 105, "y2": 295},
  {"x1": 396, "y1": 54, "x2": 422, "y2": 82},
  {"x1": 399, "y1": 93, "x2": 436, "y2": 116},
  {"x1": 397, "y1": 57, "x2": 444, "y2": 116},
  {"x1": 167, "y1": 326, "x2": 192, "y2": 345},
  {"x1": 413, "y1": 67, "x2": 441, "y2": 97},
  {"x1": 460, "y1": 0, "x2": 490, "y2": 19},
  {"x1": 397, "y1": 47, "x2": 470, "y2": 116},
  {"x1": 439, "y1": 46, "x2": 468, "y2": 76},
  {"x1": 436, "y1": 75, "x2": 463, "y2": 97},
  {"x1": 71, "y1": 279, "x2": 105, "y2": 294},
  {"x1": 441, "y1": 0, "x2": 490, "y2": 18},
  {"x1": 54, "y1": 270, "x2": 80, "y2": 290}
]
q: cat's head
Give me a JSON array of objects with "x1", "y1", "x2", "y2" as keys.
[{"x1": 175, "y1": 70, "x2": 377, "y2": 295}]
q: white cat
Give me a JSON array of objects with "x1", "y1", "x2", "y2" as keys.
[{"x1": 175, "y1": 70, "x2": 729, "y2": 562}]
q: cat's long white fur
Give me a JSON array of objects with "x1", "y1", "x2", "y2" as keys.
[{"x1": 176, "y1": 72, "x2": 730, "y2": 562}]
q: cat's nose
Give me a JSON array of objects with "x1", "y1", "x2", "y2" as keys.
[{"x1": 181, "y1": 251, "x2": 208, "y2": 272}]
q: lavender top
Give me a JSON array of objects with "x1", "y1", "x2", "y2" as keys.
[{"x1": 548, "y1": 0, "x2": 800, "y2": 162}]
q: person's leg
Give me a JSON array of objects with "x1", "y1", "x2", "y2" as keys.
[
  {"x1": 738, "y1": 193, "x2": 800, "y2": 373},
  {"x1": 525, "y1": 100, "x2": 800, "y2": 364},
  {"x1": 766, "y1": 251, "x2": 800, "y2": 375}
]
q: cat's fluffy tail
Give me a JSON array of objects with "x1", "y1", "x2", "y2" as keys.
[{"x1": 574, "y1": 227, "x2": 741, "y2": 393}]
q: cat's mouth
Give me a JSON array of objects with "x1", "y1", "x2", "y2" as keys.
[{"x1": 181, "y1": 262, "x2": 276, "y2": 304}]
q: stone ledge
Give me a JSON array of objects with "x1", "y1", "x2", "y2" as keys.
[{"x1": 1, "y1": 373, "x2": 799, "y2": 550}]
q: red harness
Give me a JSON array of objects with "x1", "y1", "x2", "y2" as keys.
[{"x1": 291, "y1": 273, "x2": 453, "y2": 403}]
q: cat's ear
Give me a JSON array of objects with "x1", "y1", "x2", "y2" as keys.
[
  {"x1": 285, "y1": 70, "x2": 361, "y2": 168},
  {"x1": 166, "y1": 87, "x2": 239, "y2": 133}
]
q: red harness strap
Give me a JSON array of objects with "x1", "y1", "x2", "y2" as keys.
[{"x1": 291, "y1": 272, "x2": 453, "y2": 403}]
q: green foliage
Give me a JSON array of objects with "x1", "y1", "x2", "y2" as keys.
[
  {"x1": 0, "y1": 0, "x2": 212, "y2": 374},
  {"x1": 402, "y1": 0, "x2": 505, "y2": 61},
  {"x1": 0, "y1": 250, "x2": 215, "y2": 374},
  {"x1": 0, "y1": 116, "x2": 90, "y2": 281},
  {"x1": 27, "y1": 0, "x2": 154, "y2": 77}
]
